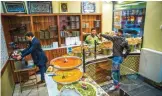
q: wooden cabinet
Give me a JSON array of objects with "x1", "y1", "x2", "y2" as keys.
[
  {"x1": 44, "y1": 48, "x2": 67, "y2": 65},
  {"x1": 33, "y1": 16, "x2": 59, "y2": 46}
]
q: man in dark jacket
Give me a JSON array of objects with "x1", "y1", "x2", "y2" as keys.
[
  {"x1": 99, "y1": 29, "x2": 130, "y2": 91},
  {"x1": 17, "y1": 32, "x2": 48, "y2": 84}
]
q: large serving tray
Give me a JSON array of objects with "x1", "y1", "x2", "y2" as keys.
[
  {"x1": 59, "y1": 81, "x2": 97, "y2": 96},
  {"x1": 52, "y1": 68, "x2": 83, "y2": 85},
  {"x1": 50, "y1": 56, "x2": 82, "y2": 70}
]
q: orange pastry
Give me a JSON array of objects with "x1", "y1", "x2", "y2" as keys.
[
  {"x1": 53, "y1": 69, "x2": 83, "y2": 84},
  {"x1": 50, "y1": 56, "x2": 82, "y2": 69}
]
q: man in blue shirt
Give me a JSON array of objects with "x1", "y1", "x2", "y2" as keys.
[{"x1": 17, "y1": 32, "x2": 48, "y2": 84}]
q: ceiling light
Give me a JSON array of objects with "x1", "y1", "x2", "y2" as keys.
[{"x1": 118, "y1": 1, "x2": 124, "y2": 3}]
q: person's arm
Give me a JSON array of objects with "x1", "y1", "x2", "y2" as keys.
[
  {"x1": 21, "y1": 46, "x2": 30, "y2": 55},
  {"x1": 21, "y1": 42, "x2": 37, "y2": 58},
  {"x1": 123, "y1": 41, "x2": 131, "y2": 58},
  {"x1": 85, "y1": 35, "x2": 90, "y2": 44},
  {"x1": 100, "y1": 34, "x2": 117, "y2": 42},
  {"x1": 21, "y1": 42, "x2": 31, "y2": 54}
]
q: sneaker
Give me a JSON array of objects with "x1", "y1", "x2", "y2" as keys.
[
  {"x1": 109, "y1": 85, "x2": 116, "y2": 91},
  {"x1": 109, "y1": 84, "x2": 120, "y2": 91},
  {"x1": 115, "y1": 84, "x2": 120, "y2": 89}
]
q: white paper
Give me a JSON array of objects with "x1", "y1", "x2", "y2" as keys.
[
  {"x1": 53, "y1": 42, "x2": 58, "y2": 49},
  {"x1": 65, "y1": 37, "x2": 71, "y2": 46}
]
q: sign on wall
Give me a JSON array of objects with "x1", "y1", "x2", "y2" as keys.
[
  {"x1": 2, "y1": 1, "x2": 26, "y2": 13},
  {"x1": 27, "y1": 1, "x2": 53, "y2": 14},
  {"x1": 60, "y1": 2, "x2": 68, "y2": 13},
  {"x1": 81, "y1": 1, "x2": 96, "y2": 13}
]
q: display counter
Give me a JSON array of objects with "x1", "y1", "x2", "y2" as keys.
[
  {"x1": 85, "y1": 49, "x2": 140, "y2": 64},
  {"x1": 15, "y1": 40, "x2": 140, "y2": 65},
  {"x1": 44, "y1": 49, "x2": 140, "y2": 96}
]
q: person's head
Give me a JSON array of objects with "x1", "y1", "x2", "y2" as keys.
[
  {"x1": 117, "y1": 29, "x2": 123, "y2": 36},
  {"x1": 25, "y1": 32, "x2": 34, "y2": 41},
  {"x1": 91, "y1": 28, "x2": 97, "y2": 36}
]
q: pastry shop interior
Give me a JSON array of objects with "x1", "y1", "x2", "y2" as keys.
[{"x1": 1, "y1": 1, "x2": 162, "y2": 96}]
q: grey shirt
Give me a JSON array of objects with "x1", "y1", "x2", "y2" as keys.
[{"x1": 101, "y1": 34, "x2": 130, "y2": 57}]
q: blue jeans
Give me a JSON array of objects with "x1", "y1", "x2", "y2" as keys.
[
  {"x1": 38, "y1": 65, "x2": 46, "y2": 81},
  {"x1": 112, "y1": 56, "x2": 123, "y2": 85}
]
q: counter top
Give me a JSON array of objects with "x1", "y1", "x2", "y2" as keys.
[
  {"x1": 85, "y1": 50, "x2": 140, "y2": 64},
  {"x1": 42, "y1": 41, "x2": 111, "y2": 51},
  {"x1": 85, "y1": 54, "x2": 112, "y2": 64},
  {"x1": 42, "y1": 44, "x2": 82, "y2": 51}
]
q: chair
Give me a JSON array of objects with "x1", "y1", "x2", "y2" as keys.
[{"x1": 13, "y1": 59, "x2": 38, "y2": 93}]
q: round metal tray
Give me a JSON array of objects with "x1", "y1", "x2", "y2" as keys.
[
  {"x1": 60, "y1": 81, "x2": 97, "y2": 95},
  {"x1": 50, "y1": 56, "x2": 82, "y2": 70},
  {"x1": 52, "y1": 68, "x2": 83, "y2": 85}
]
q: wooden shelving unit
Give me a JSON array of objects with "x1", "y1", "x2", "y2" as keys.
[
  {"x1": 1, "y1": 13, "x2": 102, "y2": 60},
  {"x1": 32, "y1": 16, "x2": 58, "y2": 46},
  {"x1": 82, "y1": 15, "x2": 102, "y2": 32},
  {"x1": 59, "y1": 15, "x2": 81, "y2": 45},
  {"x1": 1, "y1": 16, "x2": 32, "y2": 49}
]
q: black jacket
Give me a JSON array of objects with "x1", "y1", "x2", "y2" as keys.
[
  {"x1": 101, "y1": 34, "x2": 130, "y2": 57},
  {"x1": 21, "y1": 37, "x2": 47, "y2": 66}
]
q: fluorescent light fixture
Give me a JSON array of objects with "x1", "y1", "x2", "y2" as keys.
[
  {"x1": 120, "y1": 3, "x2": 139, "y2": 7},
  {"x1": 103, "y1": 1, "x2": 112, "y2": 3},
  {"x1": 118, "y1": 1, "x2": 124, "y2": 3},
  {"x1": 119, "y1": 1, "x2": 145, "y2": 7}
]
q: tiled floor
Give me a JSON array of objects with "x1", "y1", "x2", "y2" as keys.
[
  {"x1": 101, "y1": 74, "x2": 162, "y2": 96},
  {"x1": 101, "y1": 81, "x2": 120, "y2": 96},
  {"x1": 13, "y1": 74, "x2": 49, "y2": 96}
]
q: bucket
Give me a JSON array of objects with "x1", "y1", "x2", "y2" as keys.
[{"x1": 102, "y1": 48, "x2": 112, "y2": 55}]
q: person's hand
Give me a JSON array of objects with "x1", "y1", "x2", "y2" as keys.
[
  {"x1": 98, "y1": 33, "x2": 101, "y2": 38},
  {"x1": 17, "y1": 55, "x2": 22, "y2": 60},
  {"x1": 83, "y1": 32, "x2": 86, "y2": 35},
  {"x1": 123, "y1": 54, "x2": 127, "y2": 59}
]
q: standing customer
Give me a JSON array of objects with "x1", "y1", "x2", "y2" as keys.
[
  {"x1": 99, "y1": 29, "x2": 130, "y2": 91},
  {"x1": 17, "y1": 32, "x2": 48, "y2": 84}
]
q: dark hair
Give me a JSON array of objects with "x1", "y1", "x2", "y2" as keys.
[
  {"x1": 25, "y1": 32, "x2": 34, "y2": 37},
  {"x1": 91, "y1": 28, "x2": 96, "y2": 31},
  {"x1": 118, "y1": 29, "x2": 123, "y2": 34}
]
